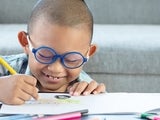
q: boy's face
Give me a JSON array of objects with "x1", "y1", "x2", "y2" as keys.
[{"x1": 19, "y1": 20, "x2": 96, "y2": 92}]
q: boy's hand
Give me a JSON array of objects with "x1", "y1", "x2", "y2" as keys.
[
  {"x1": 0, "y1": 74, "x2": 38, "y2": 105},
  {"x1": 68, "y1": 80, "x2": 106, "y2": 96}
]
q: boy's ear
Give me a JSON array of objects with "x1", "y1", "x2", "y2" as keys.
[
  {"x1": 88, "y1": 44, "x2": 97, "y2": 57},
  {"x1": 18, "y1": 31, "x2": 29, "y2": 54}
]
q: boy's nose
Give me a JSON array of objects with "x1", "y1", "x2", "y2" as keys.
[{"x1": 47, "y1": 59, "x2": 64, "y2": 72}]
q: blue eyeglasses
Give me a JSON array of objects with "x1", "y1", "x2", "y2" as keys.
[{"x1": 27, "y1": 35, "x2": 89, "y2": 69}]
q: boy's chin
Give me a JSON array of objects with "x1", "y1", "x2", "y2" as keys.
[{"x1": 38, "y1": 83, "x2": 68, "y2": 93}]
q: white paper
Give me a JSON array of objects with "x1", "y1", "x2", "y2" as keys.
[{"x1": 1, "y1": 93, "x2": 160, "y2": 115}]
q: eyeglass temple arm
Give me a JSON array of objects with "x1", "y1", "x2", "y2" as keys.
[{"x1": 26, "y1": 34, "x2": 34, "y2": 51}]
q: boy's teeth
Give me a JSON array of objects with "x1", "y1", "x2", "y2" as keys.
[
  {"x1": 49, "y1": 76, "x2": 53, "y2": 78},
  {"x1": 47, "y1": 74, "x2": 59, "y2": 79}
]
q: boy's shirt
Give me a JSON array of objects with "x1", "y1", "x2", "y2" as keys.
[{"x1": 0, "y1": 53, "x2": 92, "y2": 83}]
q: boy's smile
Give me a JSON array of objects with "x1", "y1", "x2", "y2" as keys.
[
  {"x1": 43, "y1": 72, "x2": 67, "y2": 83},
  {"x1": 23, "y1": 20, "x2": 93, "y2": 92}
]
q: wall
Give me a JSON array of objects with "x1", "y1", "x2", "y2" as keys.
[{"x1": 0, "y1": 0, "x2": 160, "y2": 24}]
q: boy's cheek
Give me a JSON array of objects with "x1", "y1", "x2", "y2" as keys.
[
  {"x1": 67, "y1": 68, "x2": 82, "y2": 82},
  {"x1": 29, "y1": 60, "x2": 43, "y2": 74}
]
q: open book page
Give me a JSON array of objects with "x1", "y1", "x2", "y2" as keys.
[{"x1": 1, "y1": 93, "x2": 160, "y2": 115}]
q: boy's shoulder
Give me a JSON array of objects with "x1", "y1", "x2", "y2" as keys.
[
  {"x1": 2, "y1": 53, "x2": 27, "y2": 60},
  {"x1": 0, "y1": 53, "x2": 28, "y2": 75}
]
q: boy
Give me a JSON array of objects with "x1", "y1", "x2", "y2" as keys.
[{"x1": 0, "y1": 0, "x2": 105, "y2": 105}]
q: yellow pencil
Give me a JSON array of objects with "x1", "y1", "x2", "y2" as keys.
[{"x1": 0, "y1": 57, "x2": 17, "y2": 75}]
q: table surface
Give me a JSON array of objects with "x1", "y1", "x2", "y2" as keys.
[
  {"x1": 0, "y1": 114, "x2": 142, "y2": 120},
  {"x1": 1, "y1": 93, "x2": 160, "y2": 119},
  {"x1": 82, "y1": 114, "x2": 142, "y2": 120}
]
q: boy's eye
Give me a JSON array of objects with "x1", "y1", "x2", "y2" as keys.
[
  {"x1": 64, "y1": 58, "x2": 82, "y2": 63},
  {"x1": 36, "y1": 51, "x2": 54, "y2": 61},
  {"x1": 64, "y1": 58, "x2": 82, "y2": 67},
  {"x1": 63, "y1": 53, "x2": 83, "y2": 64},
  {"x1": 38, "y1": 52, "x2": 52, "y2": 59}
]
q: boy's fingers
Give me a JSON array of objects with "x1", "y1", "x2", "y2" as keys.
[
  {"x1": 8, "y1": 89, "x2": 32, "y2": 105},
  {"x1": 18, "y1": 89, "x2": 32, "y2": 101},
  {"x1": 21, "y1": 78, "x2": 39, "y2": 100},
  {"x1": 24, "y1": 76, "x2": 37, "y2": 86},
  {"x1": 73, "y1": 81, "x2": 88, "y2": 96},
  {"x1": 68, "y1": 83, "x2": 79, "y2": 95},
  {"x1": 69, "y1": 81, "x2": 106, "y2": 96},
  {"x1": 32, "y1": 88, "x2": 39, "y2": 100},
  {"x1": 22, "y1": 85, "x2": 39, "y2": 100},
  {"x1": 10, "y1": 97, "x2": 25, "y2": 105},
  {"x1": 92, "y1": 83, "x2": 106, "y2": 94},
  {"x1": 22, "y1": 76, "x2": 39, "y2": 99},
  {"x1": 70, "y1": 81, "x2": 88, "y2": 96},
  {"x1": 82, "y1": 80, "x2": 98, "y2": 95}
]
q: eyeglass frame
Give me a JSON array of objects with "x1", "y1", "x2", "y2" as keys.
[{"x1": 25, "y1": 33, "x2": 89, "y2": 69}]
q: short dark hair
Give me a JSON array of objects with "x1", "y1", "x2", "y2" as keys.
[{"x1": 27, "y1": 0, "x2": 93, "y2": 40}]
